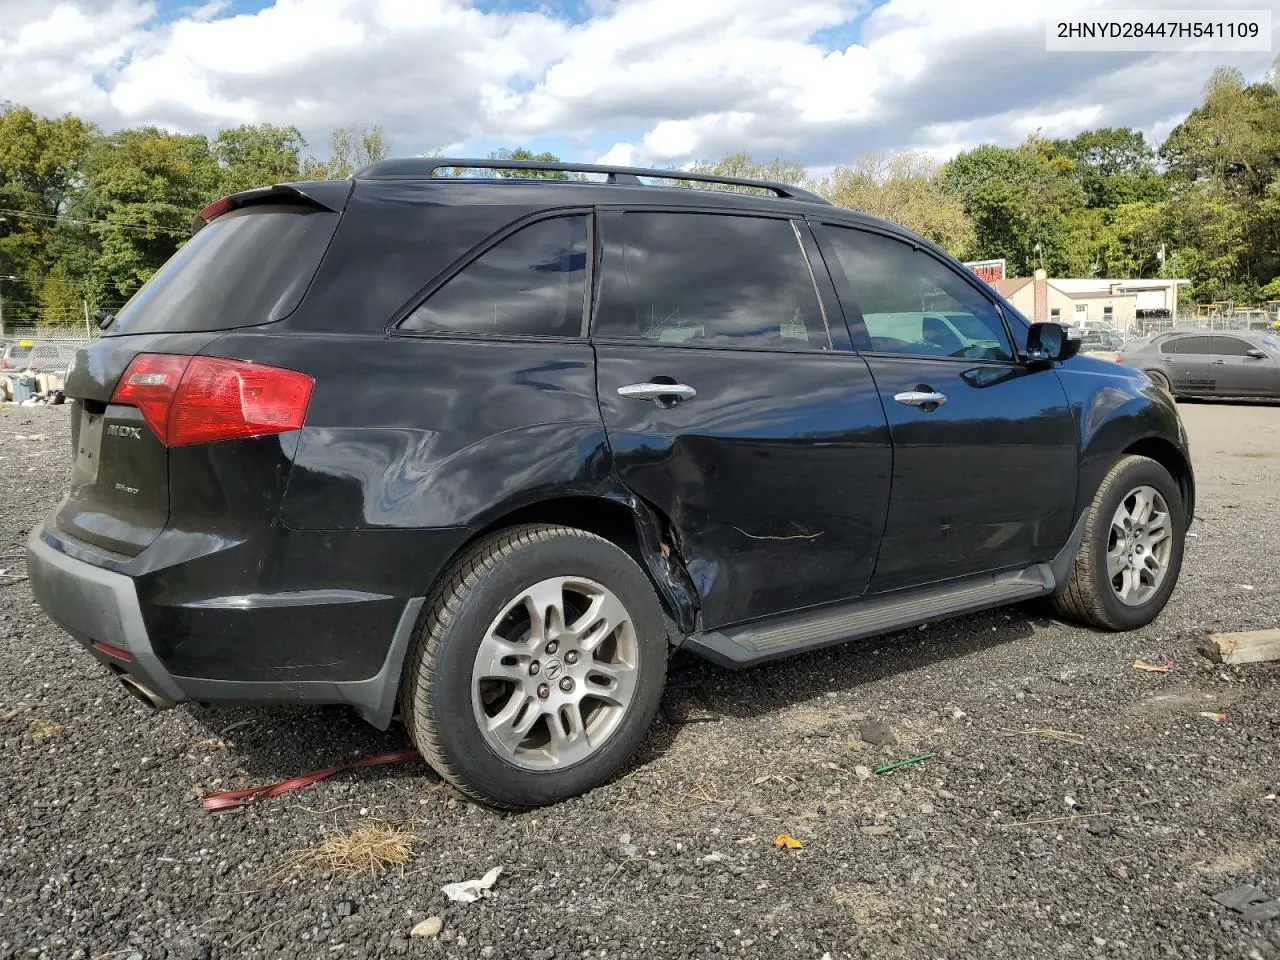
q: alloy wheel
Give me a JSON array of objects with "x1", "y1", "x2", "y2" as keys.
[
  {"x1": 471, "y1": 576, "x2": 639, "y2": 770},
  {"x1": 1107, "y1": 484, "x2": 1173, "y2": 606}
]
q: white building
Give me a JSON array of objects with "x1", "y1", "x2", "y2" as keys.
[{"x1": 993, "y1": 271, "x2": 1189, "y2": 335}]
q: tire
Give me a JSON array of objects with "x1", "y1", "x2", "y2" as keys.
[
  {"x1": 1145, "y1": 369, "x2": 1175, "y2": 396},
  {"x1": 1052, "y1": 455, "x2": 1186, "y2": 631},
  {"x1": 401, "y1": 524, "x2": 667, "y2": 809}
]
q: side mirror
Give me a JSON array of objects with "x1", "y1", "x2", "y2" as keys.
[
  {"x1": 1246, "y1": 348, "x2": 1266, "y2": 359},
  {"x1": 1026, "y1": 322, "x2": 1081, "y2": 363}
]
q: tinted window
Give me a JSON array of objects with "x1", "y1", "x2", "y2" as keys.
[
  {"x1": 596, "y1": 213, "x2": 827, "y2": 351},
  {"x1": 1213, "y1": 337, "x2": 1256, "y2": 356},
  {"x1": 402, "y1": 215, "x2": 587, "y2": 338},
  {"x1": 823, "y1": 227, "x2": 1012, "y2": 361},
  {"x1": 110, "y1": 206, "x2": 340, "y2": 335},
  {"x1": 1165, "y1": 335, "x2": 1213, "y2": 355}
]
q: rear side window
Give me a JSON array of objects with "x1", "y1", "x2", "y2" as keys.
[
  {"x1": 822, "y1": 226, "x2": 1013, "y2": 361},
  {"x1": 401, "y1": 215, "x2": 588, "y2": 338},
  {"x1": 595, "y1": 213, "x2": 828, "y2": 351},
  {"x1": 1164, "y1": 335, "x2": 1213, "y2": 354},
  {"x1": 109, "y1": 205, "x2": 339, "y2": 335}
]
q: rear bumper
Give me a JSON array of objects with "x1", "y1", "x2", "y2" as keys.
[
  {"x1": 27, "y1": 523, "x2": 185, "y2": 708},
  {"x1": 26, "y1": 522, "x2": 428, "y2": 728}
]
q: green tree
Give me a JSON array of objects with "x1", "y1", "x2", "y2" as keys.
[
  {"x1": 76, "y1": 128, "x2": 221, "y2": 299},
  {"x1": 213, "y1": 123, "x2": 307, "y2": 193},
  {"x1": 941, "y1": 137, "x2": 1087, "y2": 274},
  {"x1": 1054, "y1": 127, "x2": 1165, "y2": 208},
  {"x1": 818, "y1": 151, "x2": 975, "y2": 255},
  {"x1": 0, "y1": 104, "x2": 94, "y2": 312},
  {"x1": 487, "y1": 147, "x2": 572, "y2": 179}
]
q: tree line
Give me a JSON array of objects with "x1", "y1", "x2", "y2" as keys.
[{"x1": 1, "y1": 64, "x2": 1277, "y2": 325}]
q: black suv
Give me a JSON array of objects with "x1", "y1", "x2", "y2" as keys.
[{"x1": 27, "y1": 158, "x2": 1194, "y2": 808}]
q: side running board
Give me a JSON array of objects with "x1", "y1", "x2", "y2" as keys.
[{"x1": 682, "y1": 565, "x2": 1055, "y2": 669}]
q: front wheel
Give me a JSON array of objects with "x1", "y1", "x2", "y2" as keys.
[
  {"x1": 401, "y1": 524, "x2": 667, "y2": 809},
  {"x1": 1052, "y1": 455, "x2": 1186, "y2": 631},
  {"x1": 1145, "y1": 369, "x2": 1175, "y2": 396}
]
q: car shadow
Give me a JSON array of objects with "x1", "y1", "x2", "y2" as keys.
[{"x1": 184, "y1": 604, "x2": 1042, "y2": 800}]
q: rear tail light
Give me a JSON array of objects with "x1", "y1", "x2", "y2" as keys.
[
  {"x1": 1, "y1": 357, "x2": 8, "y2": 370},
  {"x1": 111, "y1": 353, "x2": 313, "y2": 446}
]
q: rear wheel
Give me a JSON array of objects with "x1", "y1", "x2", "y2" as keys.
[
  {"x1": 1052, "y1": 455, "x2": 1186, "y2": 631},
  {"x1": 401, "y1": 524, "x2": 667, "y2": 808}
]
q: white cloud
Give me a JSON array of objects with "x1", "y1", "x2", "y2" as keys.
[{"x1": 0, "y1": 0, "x2": 1276, "y2": 169}]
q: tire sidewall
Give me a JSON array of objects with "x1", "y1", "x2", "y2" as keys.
[
  {"x1": 1090, "y1": 459, "x2": 1185, "y2": 629},
  {"x1": 420, "y1": 532, "x2": 666, "y2": 806}
]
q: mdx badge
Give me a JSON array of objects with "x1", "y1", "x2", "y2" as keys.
[{"x1": 106, "y1": 424, "x2": 142, "y2": 440}]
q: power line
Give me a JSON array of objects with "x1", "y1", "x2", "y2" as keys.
[{"x1": 0, "y1": 206, "x2": 190, "y2": 237}]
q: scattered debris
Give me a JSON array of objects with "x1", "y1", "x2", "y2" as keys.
[
  {"x1": 1002, "y1": 727, "x2": 1086, "y2": 746},
  {"x1": 699, "y1": 851, "x2": 730, "y2": 864},
  {"x1": 1197, "y1": 711, "x2": 1229, "y2": 722},
  {"x1": 0, "y1": 705, "x2": 32, "y2": 724},
  {"x1": 1213, "y1": 885, "x2": 1269, "y2": 912},
  {"x1": 411, "y1": 917, "x2": 444, "y2": 938},
  {"x1": 874, "y1": 753, "x2": 935, "y2": 775},
  {"x1": 858, "y1": 720, "x2": 897, "y2": 746},
  {"x1": 1133, "y1": 656, "x2": 1174, "y2": 673},
  {"x1": 859, "y1": 825, "x2": 894, "y2": 837},
  {"x1": 1065, "y1": 796, "x2": 1082, "y2": 811},
  {"x1": 200, "y1": 748, "x2": 420, "y2": 811},
  {"x1": 217, "y1": 717, "x2": 257, "y2": 737},
  {"x1": 773, "y1": 834, "x2": 804, "y2": 850},
  {"x1": 1086, "y1": 820, "x2": 1113, "y2": 838},
  {"x1": 854, "y1": 765, "x2": 873, "y2": 781},
  {"x1": 333, "y1": 899, "x2": 357, "y2": 918},
  {"x1": 1203, "y1": 628, "x2": 1280, "y2": 666},
  {"x1": 442, "y1": 865, "x2": 502, "y2": 903}
]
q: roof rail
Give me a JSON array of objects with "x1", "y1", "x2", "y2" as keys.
[{"x1": 354, "y1": 157, "x2": 831, "y2": 205}]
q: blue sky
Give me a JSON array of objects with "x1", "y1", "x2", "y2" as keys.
[{"x1": 2, "y1": 0, "x2": 1275, "y2": 172}]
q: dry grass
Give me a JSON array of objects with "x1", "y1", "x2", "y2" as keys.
[
  {"x1": 26, "y1": 719, "x2": 64, "y2": 739},
  {"x1": 281, "y1": 821, "x2": 422, "y2": 877},
  {"x1": 1001, "y1": 727, "x2": 1086, "y2": 746}
]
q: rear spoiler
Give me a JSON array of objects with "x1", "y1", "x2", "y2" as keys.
[{"x1": 191, "y1": 180, "x2": 354, "y2": 236}]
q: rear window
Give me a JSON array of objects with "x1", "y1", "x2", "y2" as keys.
[{"x1": 108, "y1": 205, "x2": 339, "y2": 335}]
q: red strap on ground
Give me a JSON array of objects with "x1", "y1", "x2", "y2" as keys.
[{"x1": 200, "y1": 748, "x2": 422, "y2": 812}]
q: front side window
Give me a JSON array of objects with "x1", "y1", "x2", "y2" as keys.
[
  {"x1": 595, "y1": 213, "x2": 827, "y2": 351},
  {"x1": 1212, "y1": 336, "x2": 1255, "y2": 357},
  {"x1": 822, "y1": 226, "x2": 1013, "y2": 361},
  {"x1": 401, "y1": 215, "x2": 588, "y2": 338}
]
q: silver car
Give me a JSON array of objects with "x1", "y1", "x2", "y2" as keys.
[{"x1": 1119, "y1": 330, "x2": 1280, "y2": 399}]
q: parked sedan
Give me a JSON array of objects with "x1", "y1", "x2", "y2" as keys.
[{"x1": 1119, "y1": 330, "x2": 1280, "y2": 398}]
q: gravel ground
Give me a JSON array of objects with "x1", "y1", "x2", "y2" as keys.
[{"x1": 1, "y1": 399, "x2": 1278, "y2": 960}]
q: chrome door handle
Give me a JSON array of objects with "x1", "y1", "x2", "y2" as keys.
[
  {"x1": 1210, "y1": 360, "x2": 1226, "y2": 365},
  {"x1": 617, "y1": 382, "x2": 697, "y2": 402},
  {"x1": 893, "y1": 390, "x2": 947, "y2": 408}
]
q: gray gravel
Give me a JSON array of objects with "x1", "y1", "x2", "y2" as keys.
[{"x1": 2, "y1": 399, "x2": 1279, "y2": 960}]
